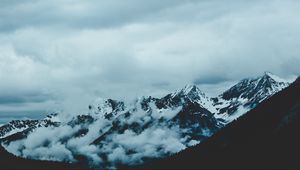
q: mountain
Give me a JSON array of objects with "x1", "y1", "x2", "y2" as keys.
[
  {"x1": 213, "y1": 72, "x2": 289, "y2": 122},
  {"x1": 0, "y1": 114, "x2": 60, "y2": 145},
  {"x1": 91, "y1": 85, "x2": 222, "y2": 146},
  {"x1": 130, "y1": 76, "x2": 300, "y2": 169},
  {"x1": 0, "y1": 72, "x2": 291, "y2": 169},
  {"x1": 1, "y1": 85, "x2": 222, "y2": 169},
  {"x1": 0, "y1": 113, "x2": 60, "y2": 139},
  {"x1": 0, "y1": 144, "x2": 92, "y2": 170},
  {"x1": 0, "y1": 120, "x2": 39, "y2": 138},
  {"x1": 156, "y1": 84, "x2": 214, "y2": 110}
]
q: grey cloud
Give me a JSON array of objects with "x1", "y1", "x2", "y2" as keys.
[
  {"x1": 0, "y1": 0, "x2": 191, "y2": 32},
  {"x1": 0, "y1": 0, "x2": 300, "y2": 122},
  {"x1": 0, "y1": 110, "x2": 47, "y2": 124},
  {"x1": 0, "y1": 110, "x2": 46, "y2": 118},
  {"x1": 151, "y1": 82, "x2": 170, "y2": 88},
  {"x1": 193, "y1": 76, "x2": 230, "y2": 85},
  {"x1": 0, "y1": 93, "x2": 52, "y2": 105}
]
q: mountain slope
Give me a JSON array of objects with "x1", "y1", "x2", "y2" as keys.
[
  {"x1": 0, "y1": 145, "x2": 92, "y2": 170},
  {"x1": 213, "y1": 72, "x2": 290, "y2": 122},
  {"x1": 131, "y1": 76, "x2": 300, "y2": 169},
  {"x1": 0, "y1": 113, "x2": 60, "y2": 139},
  {"x1": 0, "y1": 120, "x2": 39, "y2": 138}
]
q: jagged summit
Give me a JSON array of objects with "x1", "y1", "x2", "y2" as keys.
[
  {"x1": 154, "y1": 84, "x2": 215, "y2": 113},
  {"x1": 171, "y1": 84, "x2": 206, "y2": 101},
  {"x1": 214, "y1": 72, "x2": 290, "y2": 122},
  {"x1": 263, "y1": 71, "x2": 288, "y2": 83},
  {"x1": 88, "y1": 97, "x2": 125, "y2": 120},
  {"x1": 222, "y1": 72, "x2": 289, "y2": 101}
]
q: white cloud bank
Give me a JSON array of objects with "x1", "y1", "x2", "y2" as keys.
[{"x1": 4, "y1": 101, "x2": 201, "y2": 169}]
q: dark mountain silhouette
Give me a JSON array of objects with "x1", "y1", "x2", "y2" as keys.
[
  {"x1": 126, "y1": 76, "x2": 300, "y2": 169},
  {"x1": 0, "y1": 145, "x2": 92, "y2": 170}
]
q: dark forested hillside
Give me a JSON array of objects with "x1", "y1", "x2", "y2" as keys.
[
  {"x1": 127, "y1": 76, "x2": 300, "y2": 169},
  {"x1": 0, "y1": 145, "x2": 92, "y2": 170}
]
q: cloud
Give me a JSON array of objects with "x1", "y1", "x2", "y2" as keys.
[
  {"x1": 4, "y1": 100, "x2": 191, "y2": 168},
  {"x1": 106, "y1": 127, "x2": 186, "y2": 165},
  {"x1": 0, "y1": 0, "x2": 300, "y2": 120},
  {"x1": 22, "y1": 143, "x2": 75, "y2": 162},
  {"x1": 0, "y1": 93, "x2": 51, "y2": 105},
  {"x1": 0, "y1": 0, "x2": 189, "y2": 32},
  {"x1": 5, "y1": 125, "x2": 79, "y2": 162}
]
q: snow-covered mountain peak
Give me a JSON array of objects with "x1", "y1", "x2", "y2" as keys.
[
  {"x1": 256, "y1": 72, "x2": 289, "y2": 95},
  {"x1": 214, "y1": 72, "x2": 290, "y2": 122},
  {"x1": 87, "y1": 97, "x2": 125, "y2": 120},
  {"x1": 91, "y1": 97, "x2": 114, "y2": 114},
  {"x1": 171, "y1": 84, "x2": 206, "y2": 100},
  {"x1": 182, "y1": 84, "x2": 200, "y2": 95},
  {"x1": 156, "y1": 84, "x2": 216, "y2": 114},
  {"x1": 262, "y1": 71, "x2": 290, "y2": 86},
  {"x1": 222, "y1": 72, "x2": 289, "y2": 100}
]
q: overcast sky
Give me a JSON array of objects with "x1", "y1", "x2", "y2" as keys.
[{"x1": 0, "y1": 0, "x2": 300, "y2": 123}]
